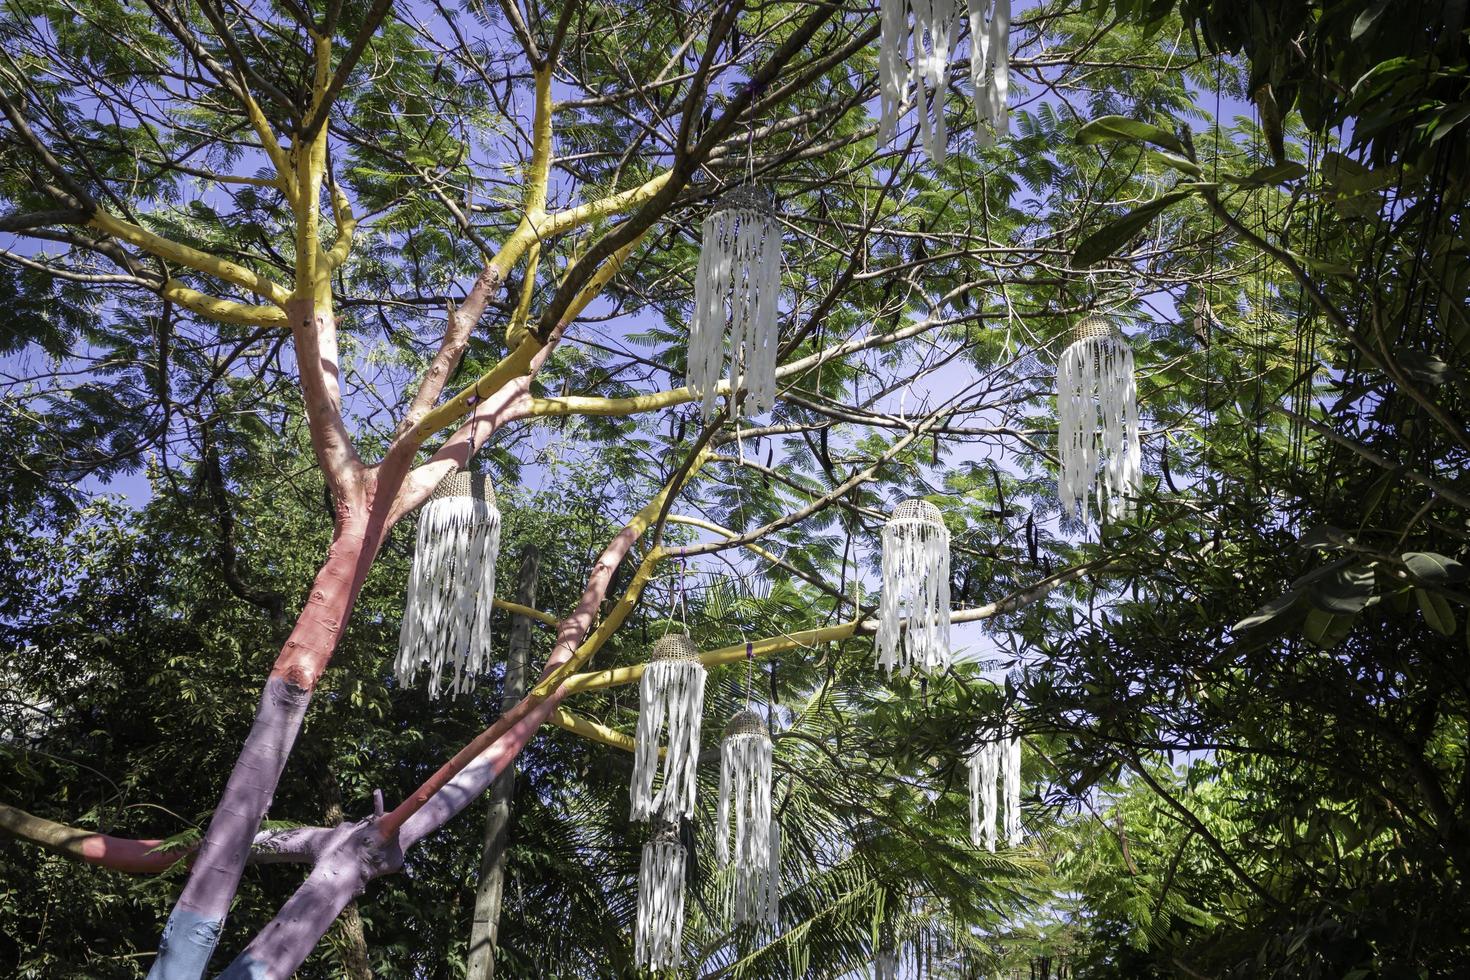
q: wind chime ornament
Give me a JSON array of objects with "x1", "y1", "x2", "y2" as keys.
[
  {"x1": 877, "y1": 0, "x2": 1012, "y2": 163},
  {"x1": 968, "y1": 733, "x2": 1023, "y2": 850},
  {"x1": 635, "y1": 820, "x2": 687, "y2": 973},
  {"x1": 717, "y1": 709, "x2": 780, "y2": 926},
  {"x1": 394, "y1": 469, "x2": 501, "y2": 699},
  {"x1": 630, "y1": 633, "x2": 707, "y2": 822},
  {"x1": 1056, "y1": 314, "x2": 1143, "y2": 520},
  {"x1": 688, "y1": 184, "x2": 782, "y2": 420},
  {"x1": 875, "y1": 499, "x2": 952, "y2": 677}
]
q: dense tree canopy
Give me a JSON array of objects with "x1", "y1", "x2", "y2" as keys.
[{"x1": 1, "y1": 0, "x2": 1467, "y2": 977}]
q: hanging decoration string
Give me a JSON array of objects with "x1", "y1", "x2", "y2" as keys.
[
  {"x1": 1056, "y1": 314, "x2": 1143, "y2": 520},
  {"x1": 968, "y1": 730, "x2": 1022, "y2": 849},
  {"x1": 875, "y1": 498, "x2": 952, "y2": 677},
  {"x1": 630, "y1": 632, "x2": 707, "y2": 822},
  {"x1": 635, "y1": 819, "x2": 687, "y2": 972},
  {"x1": 395, "y1": 469, "x2": 502, "y2": 699}
]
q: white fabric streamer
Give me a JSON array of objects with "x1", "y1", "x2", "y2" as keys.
[
  {"x1": 631, "y1": 654, "x2": 707, "y2": 822},
  {"x1": 688, "y1": 188, "x2": 782, "y2": 420},
  {"x1": 878, "y1": 0, "x2": 1011, "y2": 161},
  {"x1": 716, "y1": 720, "x2": 778, "y2": 926},
  {"x1": 875, "y1": 500, "x2": 952, "y2": 676},
  {"x1": 968, "y1": 740, "x2": 1000, "y2": 852},
  {"x1": 968, "y1": 0, "x2": 1011, "y2": 145},
  {"x1": 875, "y1": 948, "x2": 900, "y2": 980},
  {"x1": 395, "y1": 478, "x2": 501, "y2": 699},
  {"x1": 635, "y1": 828, "x2": 686, "y2": 972},
  {"x1": 1056, "y1": 327, "x2": 1143, "y2": 520},
  {"x1": 1002, "y1": 734, "x2": 1023, "y2": 847}
]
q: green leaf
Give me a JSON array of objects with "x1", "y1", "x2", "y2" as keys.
[
  {"x1": 1402, "y1": 552, "x2": 1467, "y2": 584},
  {"x1": 1415, "y1": 588, "x2": 1457, "y2": 636},
  {"x1": 1076, "y1": 114, "x2": 1185, "y2": 154},
  {"x1": 1142, "y1": 148, "x2": 1203, "y2": 178},
  {"x1": 1234, "y1": 590, "x2": 1301, "y2": 632},
  {"x1": 1308, "y1": 564, "x2": 1375, "y2": 615},
  {"x1": 1224, "y1": 162, "x2": 1308, "y2": 187},
  {"x1": 1351, "y1": 0, "x2": 1391, "y2": 39},
  {"x1": 1302, "y1": 608, "x2": 1353, "y2": 649},
  {"x1": 1072, "y1": 190, "x2": 1193, "y2": 268}
]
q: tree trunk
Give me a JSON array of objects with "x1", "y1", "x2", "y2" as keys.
[
  {"x1": 323, "y1": 781, "x2": 374, "y2": 980},
  {"x1": 467, "y1": 545, "x2": 540, "y2": 980}
]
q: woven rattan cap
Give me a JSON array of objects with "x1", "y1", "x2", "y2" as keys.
[
  {"x1": 649, "y1": 820, "x2": 682, "y2": 847},
  {"x1": 709, "y1": 183, "x2": 777, "y2": 220},
  {"x1": 887, "y1": 498, "x2": 944, "y2": 528},
  {"x1": 650, "y1": 632, "x2": 700, "y2": 663},
  {"x1": 725, "y1": 708, "x2": 770, "y2": 740},
  {"x1": 429, "y1": 469, "x2": 496, "y2": 505},
  {"x1": 1071, "y1": 314, "x2": 1118, "y2": 345}
]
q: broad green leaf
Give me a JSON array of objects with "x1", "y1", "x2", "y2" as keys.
[
  {"x1": 1415, "y1": 588, "x2": 1457, "y2": 636},
  {"x1": 1072, "y1": 190, "x2": 1193, "y2": 268},
  {"x1": 1402, "y1": 552, "x2": 1467, "y2": 584},
  {"x1": 1076, "y1": 114, "x2": 1186, "y2": 154}
]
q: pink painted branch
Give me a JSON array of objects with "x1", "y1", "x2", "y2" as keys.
[
  {"x1": 394, "y1": 261, "x2": 508, "y2": 441},
  {"x1": 286, "y1": 296, "x2": 362, "y2": 496},
  {"x1": 0, "y1": 802, "x2": 329, "y2": 873}
]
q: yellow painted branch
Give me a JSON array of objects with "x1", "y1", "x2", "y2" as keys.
[
  {"x1": 549, "y1": 708, "x2": 637, "y2": 753},
  {"x1": 529, "y1": 387, "x2": 695, "y2": 419},
  {"x1": 410, "y1": 336, "x2": 543, "y2": 439},
  {"x1": 562, "y1": 621, "x2": 863, "y2": 695},
  {"x1": 324, "y1": 183, "x2": 357, "y2": 271},
  {"x1": 503, "y1": 242, "x2": 541, "y2": 349},
  {"x1": 491, "y1": 597, "x2": 559, "y2": 627},
  {"x1": 90, "y1": 211, "x2": 292, "y2": 308},
  {"x1": 531, "y1": 172, "x2": 673, "y2": 239},
  {"x1": 526, "y1": 65, "x2": 554, "y2": 216},
  {"x1": 162, "y1": 279, "x2": 288, "y2": 326}
]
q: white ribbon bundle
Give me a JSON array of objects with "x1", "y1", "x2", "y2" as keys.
[
  {"x1": 630, "y1": 634, "x2": 707, "y2": 822},
  {"x1": 635, "y1": 822, "x2": 687, "y2": 972},
  {"x1": 878, "y1": 0, "x2": 1012, "y2": 162},
  {"x1": 395, "y1": 470, "x2": 501, "y2": 699},
  {"x1": 688, "y1": 185, "x2": 781, "y2": 420},
  {"x1": 875, "y1": 499, "x2": 952, "y2": 677},
  {"x1": 1057, "y1": 316, "x2": 1143, "y2": 519},
  {"x1": 717, "y1": 711, "x2": 779, "y2": 926}
]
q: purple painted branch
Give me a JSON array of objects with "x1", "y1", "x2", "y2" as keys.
[
  {"x1": 223, "y1": 691, "x2": 563, "y2": 977},
  {"x1": 219, "y1": 819, "x2": 403, "y2": 980}
]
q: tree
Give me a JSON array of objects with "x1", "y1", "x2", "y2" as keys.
[{"x1": 3, "y1": 0, "x2": 1465, "y2": 976}]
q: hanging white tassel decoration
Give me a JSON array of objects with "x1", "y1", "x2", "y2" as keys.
[
  {"x1": 968, "y1": 740, "x2": 999, "y2": 852},
  {"x1": 717, "y1": 710, "x2": 779, "y2": 926},
  {"x1": 1002, "y1": 733, "x2": 1023, "y2": 847},
  {"x1": 395, "y1": 470, "x2": 501, "y2": 699},
  {"x1": 635, "y1": 820, "x2": 687, "y2": 972},
  {"x1": 1056, "y1": 315, "x2": 1143, "y2": 520},
  {"x1": 875, "y1": 499, "x2": 952, "y2": 677},
  {"x1": 631, "y1": 633, "x2": 707, "y2": 822},
  {"x1": 968, "y1": 0, "x2": 1011, "y2": 145},
  {"x1": 878, "y1": 0, "x2": 1011, "y2": 161},
  {"x1": 878, "y1": 0, "x2": 960, "y2": 164},
  {"x1": 688, "y1": 185, "x2": 782, "y2": 420}
]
